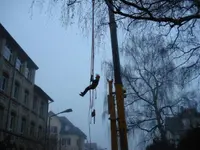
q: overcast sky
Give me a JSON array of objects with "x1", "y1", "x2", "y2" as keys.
[{"x1": 0, "y1": 0, "x2": 113, "y2": 149}]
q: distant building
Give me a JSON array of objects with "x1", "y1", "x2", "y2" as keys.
[
  {"x1": 84, "y1": 143, "x2": 106, "y2": 150},
  {"x1": 84, "y1": 143, "x2": 98, "y2": 150},
  {"x1": 165, "y1": 107, "x2": 200, "y2": 142},
  {"x1": 48, "y1": 111, "x2": 86, "y2": 150},
  {"x1": 0, "y1": 23, "x2": 53, "y2": 149}
]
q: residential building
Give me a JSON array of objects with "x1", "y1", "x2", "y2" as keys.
[
  {"x1": 48, "y1": 111, "x2": 86, "y2": 150},
  {"x1": 0, "y1": 23, "x2": 54, "y2": 150},
  {"x1": 165, "y1": 107, "x2": 200, "y2": 143}
]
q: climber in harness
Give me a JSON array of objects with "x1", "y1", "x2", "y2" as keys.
[
  {"x1": 79, "y1": 74, "x2": 100, "y2": 97},
  {"x1": 91, "y1": 109, "x2": 96, "y2": 124}
]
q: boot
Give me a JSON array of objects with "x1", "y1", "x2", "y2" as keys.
[{"x1": 79, "y1": 92, "x2": 84, "y2": 97}]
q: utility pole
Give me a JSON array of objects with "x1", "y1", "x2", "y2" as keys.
[
  {"x1": 106, "y1": 0, "x2": 129, "y2": 150},
  {"x1": 107, "y1": 79, "x2": 118, "y2": 150}
]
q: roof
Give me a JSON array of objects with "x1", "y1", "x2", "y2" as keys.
[
  {"x1": 58, "y1": 116, "x2": 87, "y2": 139},
  {"x1": 48, "y1": 111, "x2": 56, "y2": 117},
  {"x1": 0, "y1": 23, "x2": 38, "y2": 70},
  {"x1": 59, "y1": 116, "x2": 74, "y2": 127},
  {"x1": 34, "y1": 84, "x2": 54, "y2": 102}
]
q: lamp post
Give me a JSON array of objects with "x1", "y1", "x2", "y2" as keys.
[{"x1": 47, "y1": 108, "x2": 73, "y2": 150}]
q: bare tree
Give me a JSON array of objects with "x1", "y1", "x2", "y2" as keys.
[
  {"x1": 107, "y1": 0, "x2": 200, "y2": 27},
  {"x1": 123, "y1": 34, "x2": 179, "y2": 141},
  {"x1": 104, "y1": 33, "x2": 200, "y2": 145},
  {"x1": 32, "y1": 0, "x2": 200, "y2": 27},
  {"x1": 31, "y1": 0, "x2": 200, "y2": 79}
]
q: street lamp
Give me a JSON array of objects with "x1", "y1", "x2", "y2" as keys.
[
  {"x1": 47, "y1": 108, "x2": 73, "y2": 150},
  {"x1": 48, "y1": 108, "x2": 73, "y2": 130},
  {"x1": 50, "y1": 108, "x2": 73, "y2": 117}
]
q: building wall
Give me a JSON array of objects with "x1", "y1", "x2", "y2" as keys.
[
  {"x1": 48, "y1": 116, "x2": 85, "y2": 150},
  {"x1": 0, "y1": 36, "x2": 48, "y2": 150},
  {"x1": 60, "y1": 134, "x2": 84, "y2": 150},
  {"x1": 49, "y1": 116, "x2": 62, "y2": 150}
]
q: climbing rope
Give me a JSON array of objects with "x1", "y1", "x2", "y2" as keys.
[
  {"x1": 88, "y1": 0, "x2": 95, "y2": 148},
  {"x1": 88, "y1": 106, "x2": 92, "y2": 146},
  {"x1": 89, "y1": 0, "x2": 95, "y2": 123}
]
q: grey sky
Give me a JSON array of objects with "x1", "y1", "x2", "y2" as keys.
[{"x1": 0, "y1": 0, "x2": 112, "y2": 149}]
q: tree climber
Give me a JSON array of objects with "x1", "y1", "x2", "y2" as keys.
[
  {"x1": 79, "y1": 74, "x2": 100, "y2": 97},
  {"x1": 91, "y1": 109, "x2": 96, "y2": 124}
]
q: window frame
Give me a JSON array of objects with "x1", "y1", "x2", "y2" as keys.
[
  {"x1": 15, "y1": 58, "x2": 22, "y2": 71},
  {"x1": 0, "y1": 72, "x2": 9, "y2": 92},
  {"x1": 0, "y1": 106, "x2": 4, "y2": 128},
  {"x1": 13, "y1": 82, "x2": 20, "y2": 99},
  {"x1": 51, "y1": 126, "x2": 58, "y2": 134},
  {"x1": 67, "y1": 138, "x2": 71, "y2": 145},
  {"x1": 24, "y1": 90, "x2": 29, "y2": 105},
  {"x1": 38, "y1": 125, "x2": 43, "y2": 138},
  {"x1": 77, "y1": 139, "x2": 80, "y2": 146},
  {"x1": 62, "y1": 138, "x2": 66, "y2": 146},
  {"x1": 9, "y1": 112, "x2": 17, "y2": 131},
  {"x1": 3, "y1": 45, "x2": 12, "y2": 62},
  {"x1": 32, "y1": 96, "x2": 38, "y2": 111},
  {"x1": 30, "y1": 121, "x2": 35, "y2": 136},
  {"x1": 20, "y1": 117, "x2": 26, "y2": 134},
  {"x1": 25, "y1": 68, "x2": 29, "y2": 78}
]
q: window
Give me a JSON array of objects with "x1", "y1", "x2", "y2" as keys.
[
  {"x1": 20, "y1": 118, "x2": 26, "y2": 134},
  {"x1": 38, "y1": 126, "x2": 42, "y2": 138},
  {"x1": 32, "y1": 96, "x2": 38, "y2": 111},
  {"x1": 65, "y1": 126, "x2": 70, "y2": 131},
  {"x1": 0, "y1": 106, "x2": 4, "y2": 128},
  {"x1": 67, "y1": 138, "x2": 71, "y2": 145},
  {"x1": 25, "y1": 68, "x2": 29, "y2": 78},
  {"x1": 30, "y1": 122, "x2": 35, "y2": 136},
  {"x1": 13, "y1": 82, "x2": 20, "y2": 99},
  {"x1": 77, "y1": 139, "x2": 80, "y2": 146},
  {"x1": 28, "y1": 69, "x2": 32, "y2": 81},
  {"x1": 15, "y1": 58, "x2": 22, "y2": 71},
  {"x1": 0, "y1": 72, "x2": 9, "y2": 92},
  {"x1": 62, "y1": 138, "x2": 66, "y2": 146},
  {"x1": 9, "y1": 112, "x2": 16, "y2": 131},
  {"x1": 39, "y1": 102, "x2": 44, "y2": 117},
  {"x1": 24, "y1": 90, "x2": 29, "y2": 105},
  {"x1": 51, "y1": 126, "x2": 57, "y2": 133},
  {"x1": 3, "y1": 45, "x2": 12, "y2": 61}
]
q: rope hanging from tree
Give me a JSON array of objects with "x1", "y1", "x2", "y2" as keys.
[
  {"x1": 88, "y1": 0, "x2": 96, "y2": 147},
  {"x1": 89, "y1": 0, "x2": 96, "y2": 124}
]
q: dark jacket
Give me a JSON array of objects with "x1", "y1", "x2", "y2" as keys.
[{"x1": 91, "y1": 78, "x2": 99, "y2": 88}]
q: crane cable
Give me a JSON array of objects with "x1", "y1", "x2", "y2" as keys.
[{"x1": 88, "y1": 0, "x2": 95, "y2": 147}]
